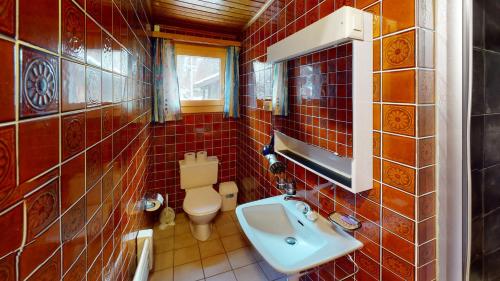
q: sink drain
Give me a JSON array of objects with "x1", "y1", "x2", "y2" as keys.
[{"x1": 285, "y1": 237, "x2": 297, "y2": 245}]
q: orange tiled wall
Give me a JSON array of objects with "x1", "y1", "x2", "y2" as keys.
[
  {"x1": 147, "y1": 113, "x2": 238, "y2": 212},
  {"x1": 237, "y1": 0, "x2": 436, "y2": 280},
  {"x1": 0, "y1": 0, "x2": 152, "y2": 280}
]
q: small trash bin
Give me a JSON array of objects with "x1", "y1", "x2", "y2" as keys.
[{"x1": 219, "y1": 181, "x2": 238, "y2": 211}]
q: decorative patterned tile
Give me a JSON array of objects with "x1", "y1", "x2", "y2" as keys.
[
  {"x1": 62, "y1": 0, "x2": 85, "y2": 61},
  {"x1": 19, "y1": 47, "x2": 59, "y2": 118},
  {"x1": 382, "y1": 105, "x2": 416, "y2": 136},
  {"x1": 382, "y1": 30, "x2": 416, "y2": 70},
  {"x1": 26, "y1": 179, "x2": 59, "y2": 242},
  {"x1": 62, "y1": 201, "x2": 86, "y2": 272},
  {"x1": 62, "y1": 197, "x2": 85, "y2": 242},
  {"x1": 19, "y1": 0, "x2": 58, "y2": 51},
  {"x1": 86, "y1": 66, "x2": 102, "y2": 107},
  {"x1": 382, "y1": 160, "x2": 415, "y2": 193},
  {"x1": 0, "y1": 39, "x2": 14, "y2": 122},
  {"x1": 102, "y1": 34, "x2": 113, "y2": 71},
  {"x1": 62, "y1": 113, "x2": 86, "y2": 160},
  {"x1": 382, "y1": 250, "x2": 414, "y2": 280}
]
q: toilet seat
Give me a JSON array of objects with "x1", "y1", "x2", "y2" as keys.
[{"x1": 183, "y1": 186, "x2": 222, "y2": 216}]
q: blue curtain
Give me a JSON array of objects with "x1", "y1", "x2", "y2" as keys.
[
  {"x1": 153, "y1": 38, "x2": 182, "y2": 122},
  {"x1": 271, "y1": 61, "x2": 288, "y2": 116},
  {"x1": 223, "y1": 46, "x2": 240, "y2": 118}
]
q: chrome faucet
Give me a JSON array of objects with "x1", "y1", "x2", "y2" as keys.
[
  {"x1": 284, "y1": 195, "x2": 311, "y2": 215},
  {"x1": 276, "y1": 178, "x2": 296, "y2": 196}
]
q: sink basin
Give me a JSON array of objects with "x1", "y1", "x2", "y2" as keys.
[{"x1": 235, "y1": 195, "x2": 363, "y2": 275}]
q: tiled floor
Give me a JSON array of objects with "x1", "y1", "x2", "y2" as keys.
[{"x1": 150, "y1": 211, "x2": 287, "y2": 281}]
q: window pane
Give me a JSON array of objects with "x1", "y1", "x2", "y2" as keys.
[{"x1": 176, "y1": 55, "x2": 221, "y2": 100}]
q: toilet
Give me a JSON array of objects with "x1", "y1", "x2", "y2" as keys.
[{"x1": 179, "y1": 155, "x2": 222, "y2": 241}]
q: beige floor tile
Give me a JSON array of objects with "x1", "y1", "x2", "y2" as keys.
[
  {"x1": 221, "y1": 234, "x2": 248, "y2": 252},
  {"x1": 227, "y1": 247, "x2": 256, "y2": 269},
  {"x1": 175, "y1": 222, "x2": 191, "y2": 236},
  {"x1": 214, "y1": 212, "x2": 233, "y2": 226},
  {"x1": 176, "y1": 212, "x2": 189, "y2": 223},
  {"x1": 174, "y1": 233, "x2": 198, "y2": 249},
  {"x1": 154, "y1": 251, "x2": 174, "y2": 271},
  {"x1": 215, "y1": 221, "x2": 240, "y2": 237},
  {"x1": 258, "y1": 261, "x2": 286, "y2": 281},
  {"x1": 233, "y1": 264, "x2": 268, "y2": 281},
  {"x1": 174, "y1": 245, "x2": 201, "y2": 266},
  {"x1": 155, "y1": 237, "x2": 174, "y2": 253},
  {"x1": 230, "y1": 212, "x2": 238, "y2": 222},
  {"x1": 199, "y1": 239, "x2": 225, "y2": 258},
  {"x1": 154, "y1": 225, "x2": 175, "y2": 240},
  {"x1": 173, "y1": 261, "x2": 205, "y2": 281},
  {"x1": 203, "y1": 228, "x2": 220, "y2": 241},
  {"x1": 201, "y1": 253, "x2": 232, "y2": 277},
  {"x1": 205, "y1": 271, "x2": 237, "y2": 281},
  {"x1": 149, "y1": 267, "x2": 173, "y2": 281}
]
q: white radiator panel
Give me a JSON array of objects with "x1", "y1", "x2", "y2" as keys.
[{"x1": 133, "y1": 229, "x2": 154, "y2": 281}]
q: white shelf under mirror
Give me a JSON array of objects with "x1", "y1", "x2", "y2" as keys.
[{"x1": 268, "y1": 6, "x2": 373, "y2": 193}]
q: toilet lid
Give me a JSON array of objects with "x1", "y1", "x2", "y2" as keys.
[{"x1": 183, "y1": 186, "x2": 222, "y2": 216}]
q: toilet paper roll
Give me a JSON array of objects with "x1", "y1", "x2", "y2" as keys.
[
  {"x1": 196, "y1": 151, "x2": 207, "y2": 162},
  {"x1": 145, "y1": 194, "x2": 164, "y2": 212},
  {"x1": 184, "y1": 152, "x2": 196, "y2": 164}
]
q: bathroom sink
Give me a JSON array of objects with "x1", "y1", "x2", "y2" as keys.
[{"x1": 235, "y1": 195, "x2": 363, "y2": 275}]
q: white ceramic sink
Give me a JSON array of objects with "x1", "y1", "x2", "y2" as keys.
[{"x1": 235, "y1": 195, "x2": 363, "y2": 275}]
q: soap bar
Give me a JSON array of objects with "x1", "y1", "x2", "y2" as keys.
[{"x1": 328, "y1": 212, "x2": 361, "y2": 231}]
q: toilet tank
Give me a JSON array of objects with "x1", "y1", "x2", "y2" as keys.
[{"x1": 179, "y1": 156, "x2": 219, "y2": 189}]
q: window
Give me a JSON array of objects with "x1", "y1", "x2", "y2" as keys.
[{"x1": 175, "y1": 43, "x2": 226, "y2": 113}]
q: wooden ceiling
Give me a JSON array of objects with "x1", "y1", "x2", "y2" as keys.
[{"x1": 150, "y1": 0, "x2": 269, "y2": 35}]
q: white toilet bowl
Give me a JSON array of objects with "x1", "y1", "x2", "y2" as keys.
[{"x1": 183, "y1": 186, "x2": 222, "y2": 241}]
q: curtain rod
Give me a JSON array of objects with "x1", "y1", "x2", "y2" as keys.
[{"x1": 150, "y1": 31, "x2": 241, "y2": 47}]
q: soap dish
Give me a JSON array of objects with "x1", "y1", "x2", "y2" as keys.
[{"x1": 328, "y1": 212, "x2": 361, "y2": 232}]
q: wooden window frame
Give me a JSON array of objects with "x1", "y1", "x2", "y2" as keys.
[{"x1": 175, "y1": 43, "x2": 227, "y2": 113}]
